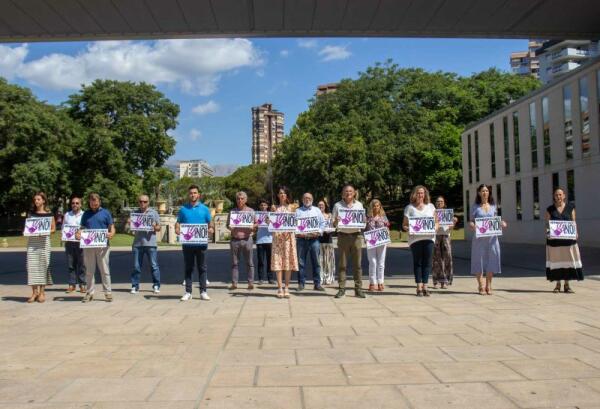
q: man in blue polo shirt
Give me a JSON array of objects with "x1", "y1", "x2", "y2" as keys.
[{"x1": 176, "y1": 184, "x2": 214, "y2": 301}]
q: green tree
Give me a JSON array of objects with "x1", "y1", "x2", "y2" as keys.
[{"x1": 223, "y1": 164, "x2": 269, "y2": 206}]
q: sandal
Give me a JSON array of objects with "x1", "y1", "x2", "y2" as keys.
[
  {"x1": 423, "y1": 287, "x2": 430, "y2": 297},
  {"x1": 378, "y1": 284, "x2": 384, "y2": 291},
  {"x1": 553, "y1": 283, "x2": 561, "y2": 293},
  {"x1": 368, "y1": 284, "x2": 375, "y2": 291},
  {"x1": 283, "y1": 288, "x2": 290, "y2": 298},
  {"x1": 277, "y1": 288, "x2": 284, "y2": 298},
  {"x1": 27, "y1": 293, "x2": 38, "y2": 303},
  {"x1": 416, "y1": 289, "x2": 423, "y2": 297},
  {"x1": 563, "y1": 284, "x2": 574, "y2": 294},
  {"x1": 485, "y1": 286, "x2": 492, "y2": 295},
  {"x1": 478, "y1": 285, "x2": 485, "y2": 295},
  {"x1": 441, "y1": 283, "x2": 447, "y2": 289}
]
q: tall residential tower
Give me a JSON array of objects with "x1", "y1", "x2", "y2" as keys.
[{"x1": 252, "y1": 103, "x2": 284, "y2": 164}]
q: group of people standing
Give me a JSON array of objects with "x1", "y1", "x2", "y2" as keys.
[{"x1": 23, "y1": 181, "x2": 584, "y2": 303}]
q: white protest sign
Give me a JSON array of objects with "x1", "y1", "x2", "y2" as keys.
[
  {"x1": 229, "y1": 211, "x2": 255, "y2": 228},
  {"x1": 268, "y1": 212, "x2": 297, "y2": 232},
  {"x1": 548, "y1": 220, "x2": 577, "y2": 240},
  {"x1": 80, "y1": 229, "x2": 108, "y2": 248},
  {"x1": 408, "y1": 217, "x2": 436, "y2": 235},
  {"x1": 23, "y1": 217, "x2": 52, "y2": 237},
  {"x1": 364, "y1": 227, "x2": 391, "y2": 249},
  {"x1": 255, "y1": 211, "x2": 269, "y2": 227},
  {"x1": 61, "y1": 224, "x2": 80, "y2": 242},
  {"x1": 436, "y1": 209, "x2": 455, "y2": 227},
  {"x1": 475, "y1": 217, "x2": 503, "y2": 238},
  {"x1": 322, "y1": 218, "x2": 336, "y2": 233},
  {"x1": 296, "y1": 215, "x2": 321, "y2": 234},
  {"x1": 179, "y1": 223, "x2": 208, "y2": 244},
  {"x1": 337, "y1": 208, "x2": 366, "y2": 230},
  {"x1": 129, "y1": 212, "x2": 155, "y2": 232}
]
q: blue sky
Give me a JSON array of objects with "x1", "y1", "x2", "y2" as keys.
[{"x1": 0, "y1": 37, "x2": 528, "y2": 170}]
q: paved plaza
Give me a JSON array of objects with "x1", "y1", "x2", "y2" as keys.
[{"x1": 2, "y1": 270, "x2": 600, "y2": 408}]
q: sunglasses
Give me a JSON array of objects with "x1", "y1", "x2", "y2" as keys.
[{"x1": 139, "y1": 200, "x2": 148, "y2": 203}]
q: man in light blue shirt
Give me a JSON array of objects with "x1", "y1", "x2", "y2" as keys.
[{"x1": 295, "y1": 192, "x2": 325, "y2": 291}]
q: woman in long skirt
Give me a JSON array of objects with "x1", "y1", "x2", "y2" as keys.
[
  {"x1": 366, "y1": 199, "x2": 390, "y2": 291},
  {"x1": 271, "y1": 186, "x2": 299, "y2": 298},
  {"x1": 317, "y1": 200, "x2": 335, "y2": 285},
  {"x1": 432, "y1": 196, "x2": 457, "y2": 289},
  {"x1": 26, "y1": 191, "x2": 56, "y2": 303},
  {"x1": 545, "y1": 188, "x2": 583, "y2": 293}
]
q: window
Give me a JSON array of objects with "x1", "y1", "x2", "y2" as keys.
[
  {"x1": 496, "y1": 184, "x2": 502, "y2": 216},
  {"x1": 542, "y1": 96, "x2": 551, "y2": 165},
  {"x1": 516, "y1": 180, "x2": 522, "y2": 220},
  {"x1": 533, "y1": 177, "x2": 540, "y2": 220},
  {"x1": 579, "y1": 76, "x2": 590, "y2": 156},
  {"x1": 567, "y1": 169, "x2": 575, "y2": 203},
  {"x1": 467, "y1": 134, "x2": 473, "y2": 184},
  {"x1": 475, "y1": 130, "x2": 480, "y2": 182},
  {"x1": 503, "y1": 116, "x2": 510, "y2": 175},
  {"x1": 466, "y1": 190, "x2": 470, "y2": 221},
  {"x1": 513, "y1": 111, "x2": 520, "y2": 173},
  {"x1": 529, "y1": 102, "x2": 538, "y2": 169},
  {"x1": 563, "y1": 85, "x2": 573, "y2": 160},
  {"x1": 552, "y1": 172, "x2": 560, "y2": 190},
  {"x1": 490, "y1": 123, "x2": 496, "y2": 178}
]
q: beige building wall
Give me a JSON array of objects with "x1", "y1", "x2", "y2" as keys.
[
  {"x1": 462, "y1": 57, "x2": 600, "y2": 246},
  {"x1": 252, "y1": 103, "x2": 284, "y2": 164}
]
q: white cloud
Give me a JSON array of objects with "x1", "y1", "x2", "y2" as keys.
[
  {"x1": 189, "y1": 129, "x2": 202, "y2": 141},
  {"x1": 192, "y1": 100, "x2": 220, "y2": 115},
  {"x1": 280, "y1": 49, "x2": 290, "y2": 57},
  {"x1": 1, "y1": 39, "x2": 263, "y2": 95},
  {"x1": 297, "y1": 39, "x2": 318, "y2": 49},
  {"x1": 318, "y1": 45, "x2": 351, "y2": 62}
]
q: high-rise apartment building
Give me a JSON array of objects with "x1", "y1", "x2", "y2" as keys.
[
  {"x1": 252, "y1": 103, "x2": 284, "y2": 164},
  {"x1": 510, "y1": 40, "x2": 543, "y2": 78},
  {"x1": 537, "y1": 40, "x2": 600, "y2": 84},
  {"x1": 178, "y1": 160, "x2": 214, "y2": 179},
  {"x1": 316, "y1": 83, "x2": 339, "y2": 96}
]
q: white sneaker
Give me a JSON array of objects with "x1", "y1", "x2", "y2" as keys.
[
  {"x1": 153, "y1": 285, "x2": 160, "y2": 294},
  {"x1": 180, "y1": 292, "x2": 192, "y2": 301},
  {"x1": 200, "y1": 292, "x2": 210, "y2": 301},
  {"x1": 206, "y1": 280, "x2": 210, "y2": 286},
  {"x1": 130, "y1": 287, "x2": 138, "y2": 294}
]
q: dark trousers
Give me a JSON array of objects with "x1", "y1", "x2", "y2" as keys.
[
  {"x1": 183, "y1": 246, "x2": 207, "y2": 294},
  {"x1": 256, "y1": 243, "x2": 273, "y2": 281},
  {"x1": 297, "y1": 238, "x2": 321, "y2": 286},
  {"x1": 410, "y1": 240, "x2": 434, "y2": 284},
  {"x1": 65, "y1": 242, "x2": 86, "y2": 286}
]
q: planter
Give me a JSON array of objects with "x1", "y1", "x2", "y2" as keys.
[
  {"x1": 157, "y1": 200, "x2": 167, "y2": 214},
  {"x1": 213, "y1": 200, "x2": 224, "y2": 213}
]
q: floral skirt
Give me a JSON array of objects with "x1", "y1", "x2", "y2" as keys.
[
  {"x1": 271, "y1": 232, "x2": 298, "y2": 271},
  {"x1": 432, "y1": 234, "x2": 453, "y2": 285},
  {"x1": 319, "y1": 243, "x2": 335, "y2": 284}
]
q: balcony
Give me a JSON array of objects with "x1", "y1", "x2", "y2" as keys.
[{"x1": 549, "y1": 47, "x2": 589, "y2": 62}]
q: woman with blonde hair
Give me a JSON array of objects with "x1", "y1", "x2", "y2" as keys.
[{"x1": 366, "y1": 199, "x2": 390, "y2": 291}]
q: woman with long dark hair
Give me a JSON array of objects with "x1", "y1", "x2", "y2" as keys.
[
  {"x1": 317, "y1": 200, "x2": 335, "y2": 285},
  {"x1": 432, "y1": 196, "x2": 457, "y2": 289},
  {"x1": 271, "y1": 186, "x2": 298, "y2": 298}
]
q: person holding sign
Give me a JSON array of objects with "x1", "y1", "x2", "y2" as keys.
[
  {"x1": 63, "y1": 195, "x2": 86, "y2": 294},
  {"x1": 256, "y1": 199, "x2": 274, "y2": 284},
  {"x1": 226, "y1": 191, "x2": 256, "y2": 290},
  {"x1": 78, "y1": 193, "x2": 115, "y2": 303},
  {"x1": 332, "y1": 184, "x2": 366, "y2": 299},
  {"x1": 25, "y1": 192, "x2": 56, "y2": 303},
  {"x1": 365, "y1": 199, "x2": 390, "y2": 292},
  {"x1": 432, "y1": 196, "x2": 458, "y2": 289},
  {"x1": 317, "y1": 200, "x2": 335, "y2": 285},
  {"x1": 295, "y1": 193, "x2": 325, "y2": 292},
  {"x1": 545, "y1": 188, "x2": 583, "y2": 293},
  {"x1": 469, "y1": 184, "x2": 506, "y2": 295},
  {"x1": 270, "y1": 186, "x2": 298, "y2": 298},
  {"x1": 403, "y1": 186, "x2": 437, "y2": 297},
  {"x1": 129, "y1": 194, "x2": 161, "y2": 295},
  {"x1": 176, "y1": 184, "x2": 214, "y2": 301}
]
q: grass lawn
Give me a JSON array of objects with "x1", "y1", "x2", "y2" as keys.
[{"x1": 0, "y1": 232, "x2": 134, "y2": 248}]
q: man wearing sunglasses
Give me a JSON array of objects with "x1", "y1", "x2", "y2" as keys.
[
  {"x1": 64, "y1": 195, "x2": 86, "y2": 293},
  {"x1": 130, "y1": 194, "x2": 162, "y2": 294}
]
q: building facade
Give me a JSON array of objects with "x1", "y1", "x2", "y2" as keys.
[
  {"x1": 316, "y1": 83, "x2": 339, "y2": 96},
  {"x1": 462, "y1": 57, "x2": 600, "y2": 246},
  {"x1": 178, "y1": 160, "x2": 214, "y2": 179},
  {"x1": 252, "y1": 103, "x2": 284, "y2": 164},
  {"x1": 510, "y1": 40, "x2": 543, "y2": 78},
  {"x1": 537, "y1": 40, "x2": 600, "y2": 84}
]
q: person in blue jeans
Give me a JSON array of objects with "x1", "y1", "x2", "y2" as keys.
[
  {"x1": 295, "y1": 192, "x2": 325, "y2": 291},
  {"x1": 129, "y1": 194, "x2": 162, "y2": 294}
]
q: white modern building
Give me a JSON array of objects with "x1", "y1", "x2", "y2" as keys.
[
  {"x1": 537, "y1": 40, "x2": 600, "y2": 84},
  {"x1": 178, "y1": 160, "x2": 214, "y2": 179},
  {"x1": 462, "y1": 56, "x2": 600, "y2": 246},
  {"x1": 510, "y1": 40, "x2": 543, "y2": 79}
]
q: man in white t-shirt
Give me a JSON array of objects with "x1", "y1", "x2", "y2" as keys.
[{"x1": 63, "y1": 195, "x2": 86, "y2": 293}]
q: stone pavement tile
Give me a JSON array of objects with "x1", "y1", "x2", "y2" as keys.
[
  {"x1": 440, "y1": 345, "x2": 528, "y2": 361},
  {"x1": 210, "y1": 366, "x2": 256, "y2": 386},
  {"x1": 261, "y1": 336, "x2": 331, "y2": 349},
  {"x1": 231, "y1": 326, "x2": 293, "y2": 337},
  {"x1": 517, "y1": 330, "x2": 598, "y2": 344},
  {"x1": 26, "y1": 334, "x2": 102, "y2": 347},
  {"x1": 375, "y1": 316, "x2": 437, "y2": 326},
  {"x1": 409, "y1": 322, "x2": 475, "y2": 335},
  {"x1": 343, "y1": 363, "x2": 437, "y2": 385},
  {"x1": 50, "y1": 377, "x2": 161, "y2": 402},
  {"x1": 201, "y1": 386, "x2": 302, "y2": 409},
  {"x1": 148, "y1": 377, "x2": 207, "y2": 401},
  {"x1": 0, "y1": 404, "x2": 93, "y2": 409},
  {"x1": 265, "y1": 317, "x2": 321, "y2": 327},
  {"x1": 502, "y1": 358, "x2": 600, "y2": 380},
  {"x1": 424, "y1": 314, "x2": 490, "y2": 326},
  {"x1": 395, "y1": 334, "x2": 469, "y2": 347},
  {"x1": 424, "y1": 361, "x2": 524, "y2": 382},
  {"x1": 125, "y1": 358, "x2": 214, "y2": 377},
  {"x1": 329, "y1": 335, "x2": 400, "y2": 348},
  {"x1": 353, "y1": 325, "x2": 419, "y2": 336},
  {"x1": 580, "y1": 377, "x2": 600, "y2": 392},
  {"x1": 234, "y1": 317, "x2": 265, "y2": 326},
  {"x1": 456, "y1": 332, "x2": 534, "y2": 346},
  {"x1": 319, "y1": 317, "x2": 378, "y2": 327},
  {"x1": 43, "y1": 359, "x2": 136, "y2": 379},
  {"x1": 511, "y1": 343, "x2": 598, "y2": 359},
  {"x1": 225, "y1": 336, "x2": 262, "y2": 350},
  {"x1": 0, "y1": 360, "x2": 61, "y2": 380},
  {"x1": 293, "y1": 326, "x2": 356, "y2": 337},
  {"x1": 398, "y1": 382, "x2": 518, "y2": 409},
  {"x1": 257, "y1": 365, "x2": 347, "y2": 386},
  {"x1": 93, "y1": 402, "x2": 196, "y2": 409},
  {"x1": 91, "y1": 334, "x2": 166, "y2": 346},
  {"x1": 0, "y1": 379, "x2": 71, "y2": 404},
  {"x1": 492, "y1": 379, "x2": 600, "y2": 408},
  {"x1": 296, "y1": 348, "x2": 376, "y2": 365},
  {"x1": 218, "y1": 349, "x2": 296, "y2": 366},
  {"x1": 468, "y1": 322, "x2": 540, "y2": 334},
  {"x1": 524, "y1": 320, "x2": 591, "y2": 332},
  {"x1": 370, "y1": 347, "x2": 453, "y2": 363},
  {"x1": 108, "y1": 345, "x2": 187, "y2": 359},
  {"x1": 303, "y1": 385, "x2": 409, "y2": 409}
]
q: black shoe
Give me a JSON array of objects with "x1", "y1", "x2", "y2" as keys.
[
  {"x1": 355, "y1": 288, "x2": 366, "y2": 298},
  {"x1": 334, "y1": 289, "x2": 345, "y2": 298},
  {"x1": 297, "y1": 283, "x2": 305, "y2": 291},
  {"x1": 314, "y1": 285, "x2": 325, "y2": 291},
  {"x1": 268, "y1": 279, "x2": 275, "y2": 285}
]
